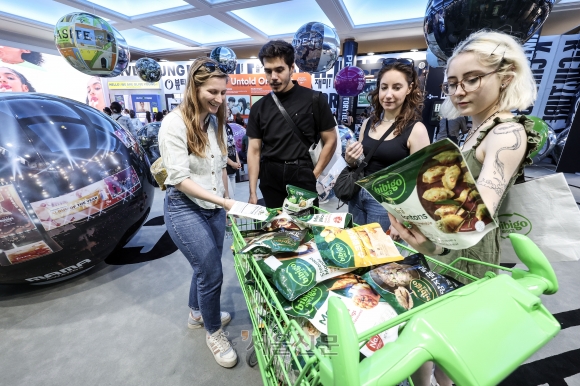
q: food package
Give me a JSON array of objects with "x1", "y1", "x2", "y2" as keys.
[
  {"x1": 293, "y1": 212, "x2": 353, "y2": 229},
  {"x1": 239, "y1": 229, "x2": 307, "y2": 255},
  {"x1": 262, "y1": 211, "x2": 304, "y2": 232},
  {"x1": 362, "y1": 253, "x2": 462, "y2": 314},
  {"x1": 280, "y1": 273, "x2": 400, "y2": 357},
  {"x1": 313, "y1": 223, "x2": 402, "y2": 268},
  {"x1": 256, "y1": 241, "x2": 355, "y2": 301},
  {"x1": 282, "y1": 185, "x2": 317, "y2": 213},
  {"x1": 356, "y1": 139, "x2": 497, "y2": 250},
  {"x1": 228, "y1": 201, "x2": 275, "y2": 221}
]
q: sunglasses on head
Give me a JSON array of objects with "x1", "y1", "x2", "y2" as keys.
[
  {"x1": 382, "y1": 58, "x2": 415, "y2": 68},
  {"x1": 194, "y1": 61, "x2": 228, "y2": 75}
]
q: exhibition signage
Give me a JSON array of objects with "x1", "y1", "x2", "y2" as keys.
[
  {"x1": 227, "y1": 73, "x2": 312, "y2": 95},
  {"x1": 107, "y1": 81, "x2": 160, "y2": 89}
]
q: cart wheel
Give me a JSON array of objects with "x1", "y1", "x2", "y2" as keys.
[{"x1": 246, "y1": 345, "x2": 258, "y2": 367}]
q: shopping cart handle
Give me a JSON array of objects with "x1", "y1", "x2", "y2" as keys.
[{"x1": 509, "y1": 234, "x2": 558, "y2": 295}]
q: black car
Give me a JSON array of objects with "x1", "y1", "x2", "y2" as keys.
[{"x1": 137, "y1": 122, "x2": 161, "y2": 163}]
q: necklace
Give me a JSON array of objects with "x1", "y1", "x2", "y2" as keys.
[
  {"x1": 462, "y1": 110, "x2": 500, "y2": 148},
  {"x1": 382, "y1": 118, "x2": 395, "y2": 123}
]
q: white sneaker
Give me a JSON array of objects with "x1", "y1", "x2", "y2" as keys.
[
  {"x1": 206, "y1": 329, "x2": 237, "y2": 368},
  {"x1": 188, "y1": 311, "x2": 231, "y2": 329}
]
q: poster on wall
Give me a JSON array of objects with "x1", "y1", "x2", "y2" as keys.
[
  {"x1": 0, "y1": 184, "x2": 36, "y2": 238},
  {"x1": 0, "y1": 45, "x2": 108, "y2": 111}
]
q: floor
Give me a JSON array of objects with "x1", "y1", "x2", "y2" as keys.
[{"x1": 1, "y1": 163, "x2": 579, "y2": 386}]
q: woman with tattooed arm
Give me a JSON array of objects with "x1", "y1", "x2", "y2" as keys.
[{"x1": 389, "y1": 31, "x2": 540, "y2": 385}]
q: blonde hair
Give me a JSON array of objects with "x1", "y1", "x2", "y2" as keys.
[
  {"x1": 440, "y1": 30, "x2": 537, "y2": 119},
  {"x1": 180, "y1": 57, "x2": 228, "y2": 157}
]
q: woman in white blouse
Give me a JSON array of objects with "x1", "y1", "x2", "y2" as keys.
[{"x1": 158, "y1": 57, "x2": 237, "y2": 368}]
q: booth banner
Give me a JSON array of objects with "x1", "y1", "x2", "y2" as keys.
[
  {"x1": 498, "y1": 173, "x2": 580, "y2": 263},
  {"x1": 530, "y1": 33, "x2": 580, "y2": 130},
  {"x1": 0, "y1": 44, "x2": 107, "y2": 110},
  {"x1": 0, "y1": 184, "x2": 36, "y2": 238},
  {"x1": 227, "y1": 73, "x2": 312, "y2": 95}
]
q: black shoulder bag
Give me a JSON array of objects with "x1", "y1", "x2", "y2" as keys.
[{"x1": 333, "y1": 120, "x2": 396, "y2": 202}]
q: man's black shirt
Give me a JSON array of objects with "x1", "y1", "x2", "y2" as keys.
[{"x1": 246, "y1": 82, "x2": 336, "y2": 162}]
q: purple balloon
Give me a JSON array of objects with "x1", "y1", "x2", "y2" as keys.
[
  {"x1": 335, "y1": 66, "x2": 365, "y2": 97},
  {"x1": 229, "y1": 123, "x2": 246, "y2": 152}
]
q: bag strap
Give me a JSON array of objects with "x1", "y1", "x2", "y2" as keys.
[
  {"x1": 353, "y1": 119, "x2": 396, "y2": 173},
  {"x1": 270, "y1": 91, "x2": 312, "y2": 151},
  {"x1": 312, "y1": 91, "x2": 320, "y2": 142}
]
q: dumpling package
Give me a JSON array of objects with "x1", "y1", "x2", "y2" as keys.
[
  {"x1": 240, "y1": 230, "x2": 307, "y2": 255},
  {"x1": 356, "y1": 139, "x2": 498, "y2": 250},
  {"x1": 361, "y1": 253, "x2": 462, "y2": 314},
  {"x1": 280, "y1": 274, "x2": 400, "y2": 357},
  {"x1": 256, "y1": 241, "x2": 354, "y2": 301},
  {"x1": 283, "y1": 185, "x2": 317, "y2": 213},
  {"x1": 313, "y1": 223, "x2": 402, "y2": 268}
]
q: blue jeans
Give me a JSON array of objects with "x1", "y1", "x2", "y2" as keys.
[
  {"x1": 164, "y1": 186, "x2": 226, "y2": 334},
  {"x1": 348, "y1": 188, "x2": 391, "y2": 232}
]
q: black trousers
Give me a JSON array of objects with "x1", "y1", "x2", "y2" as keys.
[{"x1": 259, "y1": 159, "x2": 319, "y2": 209}]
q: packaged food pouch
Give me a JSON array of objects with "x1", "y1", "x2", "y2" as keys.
[
  {"x1": 262, "y1": 211, "x2": 305, "y2": 232},
  {"x1": 356, "y1": 139, "x2": 497, "y2": 250},
  {"x1": 293, "y1": 212, "x2": 353, "y2": 229},
  {"x1": 228, "y1": 201, "x2": 276, "y2": 221},
  {"x1": 279, "y1": 273, "x2": 400, "y2": 357},
  {"x1": 313, "y1": 223, "x2": 403, "y2": 268},
  {"x1": 362, "y1": 253, "x2": 462, "y2": 314},
  {"x1": 240, "y1": 229, "x2": 307, "y2": 255},
  {"x1": 258, "y1": 241, "x2": 355, "y2": 301},
  {"x1": 282, "y1": 185, "x2": 317, "y2": 213}
]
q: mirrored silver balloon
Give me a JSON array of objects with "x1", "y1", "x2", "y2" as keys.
[
  {"x1": 210, "y1": 46, "x2": 237, "y2": 74},
  {"x1": 54, "y1": 12, "x2": 130, "y2": 77},
  {"x1": 424, "y1": 0, "x2": 555, "y2": 61},
  {"x1": 135, "y1": 58, "x2": 161, "y2": 82},
  {"x1": 292, "y1": 22, "x2": 340, "y2": 73}
]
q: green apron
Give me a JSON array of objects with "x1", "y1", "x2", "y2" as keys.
[{"x1": 433, "y1": 115, "x2": 540, "y2": 284}]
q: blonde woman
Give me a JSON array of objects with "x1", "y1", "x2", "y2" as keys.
[
  {"x1": 389, "y1": 30, "x2": 540, "y2": 386},
  {"x1": 158, "y1": 57, "x2": 237, "y2": 368}
]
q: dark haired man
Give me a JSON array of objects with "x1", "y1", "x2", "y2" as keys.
[{"x1": 246, "y1": 40, "x2": 337, "y2": 208}]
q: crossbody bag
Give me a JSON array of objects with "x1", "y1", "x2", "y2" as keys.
[
  {"x1": 270, "y1": 91, "x2": 323, "y2": 166},
  {"x1": 333, "y1": 120, "x2": 396, "y2": 202}
]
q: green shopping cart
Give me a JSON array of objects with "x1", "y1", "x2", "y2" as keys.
[{"x1": 230, "y1": 209, "x2": 560, "y2": 386}]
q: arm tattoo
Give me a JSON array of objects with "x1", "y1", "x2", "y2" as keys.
[
  {"x1": 478, "y1": 176, "x2": 508, "y2": 197},
  {"x1": 491, "y1": 123, "x2": 523, "y2": 180}
]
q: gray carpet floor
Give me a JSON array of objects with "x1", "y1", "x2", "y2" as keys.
[{"x1": 1, "y1": 165, "x2": 579, "y2": 386}]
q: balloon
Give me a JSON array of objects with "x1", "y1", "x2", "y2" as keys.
[
  {"x1": 135, "y1": 58, "x2": 161, "y2": 82},
  {"x1": 229, "y1": 123, "x2": 246, "y2": 152},
  {"x1": 335, "y1": 66, "x2": 365, "y2": 97},
  {"x1": 424, "y1": 0, "x2": 555, "y2": 61},
  {"x1": 0, "y1": 93, "x2": 155, "y2": 284},
  {"x1": 210, "y1": 46, "x2": 237, "y2": 74},
  {"x1": 292, "y1": 22, "x2": 340, "y2": 73},
  {"x1": 54, "y1": 12, "x2": 130, "y2": 77},
  {"x1": 426, "y1": 48, "x2": 446, "y2": 68},
  {"x1": 526, "y1": 116, "x2": 555, "y2": 159}
]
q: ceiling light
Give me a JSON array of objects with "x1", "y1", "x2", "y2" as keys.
[
  {"x1": 159, "y1": 59, "x2": 168, "y2": 62},
  {"x1": 410, "y1": 49, "x2": 419, "y2": 52},
  {"x1": 250, "y1": 56, "x2": 257, "y2": 59},
  {"x1": 367, "y1": 52, "x2": 374, "y2": 56}
]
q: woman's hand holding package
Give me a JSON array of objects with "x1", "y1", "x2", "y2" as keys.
[
  {"x1": 388, "y1": 213, "x2": 443, "y2": 256},
  {"x1": 345, "y1": 141, "x2": 364, "y2": 166}
]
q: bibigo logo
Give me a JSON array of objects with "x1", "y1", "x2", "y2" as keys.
[
  {"x1": 498, "y1": 213, "x2": 532, "y2": 239},
  {"x1": 329, "y1": 241, "x2": 352, "y2": 265},
  {"x1": 287, "y1": 260, "x2": 315, "y2": 287},
  {"x1": 371, "y1": 173, "x2": 405, "y2": 202},
  {"x1": 291, "y1": 286, "x2": 324, "y2": 316}
]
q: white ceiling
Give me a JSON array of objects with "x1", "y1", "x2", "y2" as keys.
[{"x1": 0, "y1": 0, "x2": 580, "y2": 61}]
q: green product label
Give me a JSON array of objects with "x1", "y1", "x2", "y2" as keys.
[
  {"x1": 409, "y1": 279, "x2": 435, "y2": 303},
  {"x1": 498, "y1": 213, "x2": 532, "y2": 239},
  {"x1": 286, "y1": 260, "x2": 315, "y2": 288},
  {"x1": 370, "y1": 173, "x2": 406, "y2": 202},
  {"x1": 328, "y1": 239, "x2": 354, "y2": 266},
  {"x1": 290, "y1": 286, "x2": 326, "y2": 317}
]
